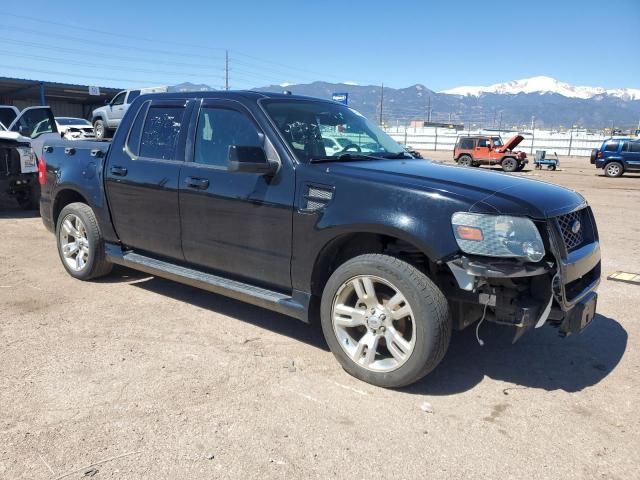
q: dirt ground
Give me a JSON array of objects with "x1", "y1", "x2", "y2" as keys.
[{"x1": 1, "y1": 154, "x2": 639, "y2": 480}]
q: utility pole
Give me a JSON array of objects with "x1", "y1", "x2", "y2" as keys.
[
  {"x1": 378, "y1": 83, "x2": 384, "y2": 126},
  {"x1": 225, "y1": 50, "x2": 229, "y2": 91},
  {"x1": 498, "y1": 111, "x2": 503, "y2": 136},
  {"x1": 427, "y1": 95, "x2": 432, "y2": 123},
  {"x1": 530, "y1": 115, "x2": 535, "y2": 131}
]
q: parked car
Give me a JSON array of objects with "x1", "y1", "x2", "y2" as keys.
[
  {"x1": 55, "y1": 117, "x2": 95, "y2": 140},
  {"x1": 91, "y1": 86, "x2": 168, "y2": 140},
  {"x1": 322, "y1": 136, "x2": 354, "y2": 156},
  {"x1": 0, "y1": 106, "x2": 57, "y2": 209},
  {"x1": 590, "y1": 138, "x2": 640, "y2": 177},
  {"x1": 454, "y1": 135, "x2": 528, "y2": 172},
  {"x1": 40, "y1": 91, "x2": 600, "y2": 388}
]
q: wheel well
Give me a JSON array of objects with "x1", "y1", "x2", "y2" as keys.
[
  {"x1": 53, "y1": 189, "x2": 88, "y2": 226},
  {"x1": 310, "y1": 233, "x2": 433, "y2": 296}
]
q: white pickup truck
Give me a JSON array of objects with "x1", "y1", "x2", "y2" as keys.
[
  {"x1": 91, "y1": 86, "x2": 167, "y2": 140},
  {"x1": 0, "y1": 106, "x2": 58, "y2": 209}
]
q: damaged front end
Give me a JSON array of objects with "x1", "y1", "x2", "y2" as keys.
[{"x1": 444, "y1": 208, "x2": 600, "y2": 342}]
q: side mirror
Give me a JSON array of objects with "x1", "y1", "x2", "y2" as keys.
[
  {"x1": 228, "y1": 145, "x2": 277, "y2": 175},
  {"x1": 104, "y1": 99, "x2": 110, "y2": 105}
]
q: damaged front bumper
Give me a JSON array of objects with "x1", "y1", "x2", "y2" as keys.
[{"x1": 446, "y1": 208, "x2": 601, "y2": 339}]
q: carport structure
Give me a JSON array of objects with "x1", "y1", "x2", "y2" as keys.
[{"x1": 0, "y1": 76, "x2": 122, "y2": 120}]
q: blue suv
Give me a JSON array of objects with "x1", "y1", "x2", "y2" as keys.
[{"x1": 591, "y1": 138, "x2": 640, "y2": 177}]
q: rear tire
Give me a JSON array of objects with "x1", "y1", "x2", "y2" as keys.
[
  {"x1": 501, "y1": 157, "x2": 517, "y2": 172},
  {"x1": 458, "y1": 155, "x2": 473, "y2": 167},
  {"x1": 56, "y1": 202, "x2": 113, "y2": 280},
  {"x1": 604, "y1": 161, "x2": 623, "y2": 177},
  {"x1": 320, "y1": 254, "x2": 451, "y2": 388}
]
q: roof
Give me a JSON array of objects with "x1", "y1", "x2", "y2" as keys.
[
  {"x1": 0, "y1": 76, "x2": 122, "y2": 104},
  {"x1": 140, "y1": 89, "x2": 330, "y2": 103}
]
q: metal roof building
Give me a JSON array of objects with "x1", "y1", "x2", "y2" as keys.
[{"x1": 0, "y1": 77, "x2": 122, "y2": 119}]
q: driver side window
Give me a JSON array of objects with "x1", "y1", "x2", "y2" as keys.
[
  {"x1": 111, "y1": 92, "x2": 126, "y2": 106},
  {"x1": 194, "y1": 108, "x2": 262, "y2": 168}
]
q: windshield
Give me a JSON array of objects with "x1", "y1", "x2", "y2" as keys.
[
  {"x1": 57, "y1": 118, "x2": 91, "y2": 126},
  {"x1": 262, "y1": 99, "x2": 406, "y2": 161},
  {"x1": 491, "y1": 137, "x2": 503, "y2": 147}
]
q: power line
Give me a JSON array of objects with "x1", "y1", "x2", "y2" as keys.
[
  {"x1": 2, "y1": 65, "x2": 166, "y2": 86},
  {"x1": 3, "y1": 12, "x2": 226, "y2": 52},
  {"x1": 0, "y1": 25, "x2": 224, "y2": 61}
]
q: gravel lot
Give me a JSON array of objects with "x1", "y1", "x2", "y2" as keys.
[{"x1": 1, "y1": 154, "x2": 639, "y2": 479}]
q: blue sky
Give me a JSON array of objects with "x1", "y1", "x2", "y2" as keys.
[{"x1": 2, "y1": 0, "x2": 639, "y2": 91}]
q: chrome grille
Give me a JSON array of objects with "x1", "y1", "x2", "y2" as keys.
[{"x1": 556, "y1": 210, "x2": 585, "y2": 251}]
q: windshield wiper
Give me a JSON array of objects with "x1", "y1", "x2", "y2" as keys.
[
  {"x1": 380, "y1": 151, "x2": 413, "y2": 159},
  {"x1": 310, "y1": 153, "x2": 384, "y2": 163}
]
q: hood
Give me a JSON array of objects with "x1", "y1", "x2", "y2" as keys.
[
  {"x1": 498, "y1": 134, "x2": 524, "y2": 152},
  {"x1": 0, "y1": 131, "x2": 32, "y2": 144},
  {"x1": 323, "y1": 159, "x2": 585, "y2": 219}
]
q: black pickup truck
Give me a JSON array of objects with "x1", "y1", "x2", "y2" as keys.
[{"x1": 39, "y1": 91, "x2": 601, "y2": 388}]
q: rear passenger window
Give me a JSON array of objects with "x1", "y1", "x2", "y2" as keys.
[
  {"x1": 629, "y1": 142, "x2": 640, "y2": 153},
  {"x1": 194, "y1": 108, "x2": 261, "y2": 167},
  {"x1": 127, "y1": 90, "x2": 141, "y2": 104},
  {"x1": 139, "y1": 106, "x2": 185, "y2": 160},
  {"x1": 604, "y1": 141, "x2": 619, "y2": 152}
]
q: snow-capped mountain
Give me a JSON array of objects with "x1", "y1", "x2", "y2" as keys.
[{"x1": 441, "y1": 76, "x2": 640, "y2": 101}]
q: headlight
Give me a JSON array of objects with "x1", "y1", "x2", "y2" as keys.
[{"x1": 451, "y1": 212, "x2": 545, "y2": 262}]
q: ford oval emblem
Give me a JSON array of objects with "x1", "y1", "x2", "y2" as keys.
[{"x1": 571, "y1": 220, "x2": 581, "y2": 234}]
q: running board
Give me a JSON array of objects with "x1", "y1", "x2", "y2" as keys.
[{"x1": 105, "y1": 244, "x2": 310, "y2": 322}]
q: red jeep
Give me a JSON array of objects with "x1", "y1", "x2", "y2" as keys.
[{"x1": 454, "y1": 135, "x2": 528, "y2": 172}]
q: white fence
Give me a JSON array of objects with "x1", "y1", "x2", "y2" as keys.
[{"x1": 384, "y1": 126, "x2": 607, "y2": 156}]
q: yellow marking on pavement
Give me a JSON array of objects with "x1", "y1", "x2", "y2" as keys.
[{"x1": 607, "y1": 271, "x2": 640, "y2": 285}]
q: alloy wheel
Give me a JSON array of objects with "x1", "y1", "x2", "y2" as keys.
[
  {"x1": 331, "y1": 275, "x2": 416, "y2": 372},
  {"x1": 59, "y1": 214, "x2": 90, "y2": 271}
]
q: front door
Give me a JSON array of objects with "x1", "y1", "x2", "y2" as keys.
[
  {"x1": 179, "y1": 99, "x2": 294, "y2": 291},
  {"x1": 475, "y1": 138, "x2": 492, "y2": 163},
  {"x1": 107, "y1": 91, "x2": 127, "y2": 127},
  {"x1": 105, "y1": 98, "x2": 194, "y2": 260}
]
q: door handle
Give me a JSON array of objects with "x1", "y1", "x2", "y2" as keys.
[
  {"x1": 185, "y1": 176, "x2": 209, "y2": 190},
  {"x1": 110, "y1": 165, "x2": 128, "y2": 177}
]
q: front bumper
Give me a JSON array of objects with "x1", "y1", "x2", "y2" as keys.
[{"x1": 446, "y1": 207, "x2": 600, "y2": 336}]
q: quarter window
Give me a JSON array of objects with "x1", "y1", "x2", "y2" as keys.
[
  {"x1": 194, "y1": 108, "x2": 261, "y2": 167},
  {"x1": 604, "y1": 141, "x2": 619, "y2": 152},
  {"x1": 139, "y1": 106, "x2": 185, "y2": 160},
  {"x1": 460, "y1": 138, "x2": 475, "y2": 149}
]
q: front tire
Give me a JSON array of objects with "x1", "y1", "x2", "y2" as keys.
[
  {"x1": 501, "y1": 157, "x2": 517, "y2": 172},
  {"x1": 93, "y1": 119, "x2": 108, "y2": 141},
  {"x1": 320, "y1": 254, "x2": 451, "y2": 388},
  {"x1": 56, "y1": 202, "x2": 113, "y2": 280},
  {"x1": 604, "y1": 161, "x2": 623, "y2": 177}
]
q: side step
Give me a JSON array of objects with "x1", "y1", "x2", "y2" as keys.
[{"x1": 105, "y1": 244, "x2": 310, "y2": 322}]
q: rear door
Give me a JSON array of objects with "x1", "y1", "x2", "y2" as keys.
[
  {"x1": 105, "y1": 98, "x2": 194, "y2": 260},
  {"x1": 178, "y1": 99, "x2": 294, "y2": 291}
]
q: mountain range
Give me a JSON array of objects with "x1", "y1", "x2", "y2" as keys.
[{"x1": 171, "y1": 77, "x2": 640, "y2": 129}]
